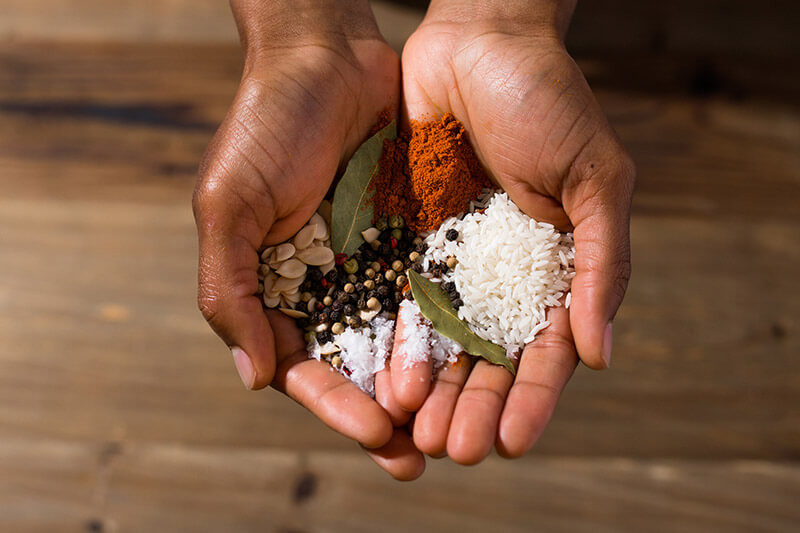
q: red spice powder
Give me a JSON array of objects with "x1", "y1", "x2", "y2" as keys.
[{"x1": 369, "y1": 113, "x2": 491, "y2": 232}]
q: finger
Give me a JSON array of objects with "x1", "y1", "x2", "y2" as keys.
[
  {"x1": 362, "y1": 428, "x2": 426, "y2": 481},
  {"x1": 268, "y1": 311, "x2": 394, "y2": 449},
  {"x1": 446, "y1": 358, "x2": 515, "y2": 465},
  {"x1": 496, "y1": 306, "x2": 577, "y2": 458},
  {"x1": 562, "y1": 143, "x2": 635, "y2": 369},
  {"x1": 374, "y1": 367, "x2": 412, "y2": 427},
  {"x1": 390, "y1": 303, "x2": 434, "y2": 412},
  {"x1": 501, "y1": 181, "x2": 572, "y2": 230},
  {"x1": 413, "y1": 354, "x2": 473, "y2": 458},
  {"x1": 193, "y1": 174, "x2": 277, "y2": 390}
]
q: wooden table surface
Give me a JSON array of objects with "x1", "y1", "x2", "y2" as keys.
[{"x1": 1, "y1": 1, "x2": 798, "y2": 532}]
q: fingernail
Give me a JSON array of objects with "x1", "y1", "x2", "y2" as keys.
[
  {"x1": 232, "y1": 347, "x2": 256, "y2": 390},
  {"x1": 602, "y1": 322, "x2": 613, "y2": 368}
]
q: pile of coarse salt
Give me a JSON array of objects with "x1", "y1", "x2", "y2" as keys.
[
  {"x1": 424, "y1": 191, "x2": 575, "y2": 353},
  {"x1": 396, "y1": 300, "x2": 462, "y2": 370},
  {"x1": 308, "y1": 316, "x2": 394, "y2": 396}
]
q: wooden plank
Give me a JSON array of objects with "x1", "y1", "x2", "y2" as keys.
[
  {"x1": 0, "y1": 0, "x2": 424, "y2": 53},
  {"x1": 1, "y1": 436, "x2": 798, "y2": 533}
]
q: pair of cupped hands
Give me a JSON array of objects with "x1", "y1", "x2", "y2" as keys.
[{"x1": 192, "y1": 0, "x2": 634, "y2": 480}]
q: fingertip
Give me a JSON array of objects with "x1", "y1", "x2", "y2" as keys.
[
  {"x1": 356, "y1": 405, "x2": 395, "y2": 449},
  {"x1": 390, "y1": 357, "x2": 433, "y2": 412},
  {"x1": 363, "y1": 429, "x2": 426, "y2": 481}
]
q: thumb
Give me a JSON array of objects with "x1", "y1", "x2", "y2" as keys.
[
  {"x1": 193, "y1": 174, "x2": 277, "y2": 390},
  {"x1": 562, "y1": 141, "x2": 635, "y2": 369}
]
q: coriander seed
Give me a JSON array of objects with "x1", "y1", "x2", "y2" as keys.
[
  {"x1": 370, "y1": 261, "x2": 381, "y2": 272},
  {"x1": 331, "y1": 322, "x2": 345, "y2": 335},
  {"x1": 365, "y1": 268, "x2": 376, "y2": 279},
  {"x1": 344, "y1": 283, "x2": 355, "y2": 294},
  {"x1": 331, "y1": 355, "x2": 343, "y2": 368},
  {"x1": 385, "y1": 269, "x2": 397, "y2": 282},
  {"x1": 409, "y1": 251, "x2": 420, "y2": 262},
  {"x1": 395, "y1": 275, "x2": 407, "y2": 288},
  {"x1": 364, "y1": 279, "x2": 375, "y2": 290},
  {"x1": 323, "y1": 296, "x2": 333, "y2": 306},
  {"x1": 301, "y1": 292, "x2": 312, "y2": 302},
  {"x1": 446, "y1": 256, "x2": 458, "y2": 269},
  {"x1": 392, "y1": 260, "x2": 404, "y2": 272},
  {"x1": 367, "y1": 297, "x2": 381, "y2": 311}
]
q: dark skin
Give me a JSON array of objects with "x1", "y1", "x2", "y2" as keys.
[{"x1": 193, "y1": 0, "x2": 634, "y2": 480}]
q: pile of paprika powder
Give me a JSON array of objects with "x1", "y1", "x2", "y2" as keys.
[{"x1": 369, "y1": 113, "x2": 491, "y2": 232}]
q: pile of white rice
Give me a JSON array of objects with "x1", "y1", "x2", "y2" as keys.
[{"x1": 424, "y1": 191, "x2": 575, "y2": 353}]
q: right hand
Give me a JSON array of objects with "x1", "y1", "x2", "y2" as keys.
[{"x1": 192, "y1": 0, "x2": 424, "y2": 480}]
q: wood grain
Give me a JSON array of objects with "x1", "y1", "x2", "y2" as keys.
[
  {"x1": 1, "y1": 436, "x2": 799, "y2": 533},
  {"x1": 0, "y1": 7, "x2": 799, "y2": 529},
  {"x1": 1, "y1": 43, "x2": 798, "y2": 459}
]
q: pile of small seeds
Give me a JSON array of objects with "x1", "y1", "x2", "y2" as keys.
[
  {"x1": 299, "y1": 214, "x2": 424, "y2": 347},
  {"x1": 258, "y1": 211, "x2": 428, "y2": 378},
  {"x1": 257, "y1": 204, "x2": 335, "y2": 315}
]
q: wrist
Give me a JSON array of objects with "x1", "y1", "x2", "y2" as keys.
[
  {"x1": 424, "y1": 0, "x2": 576, "y2": 41},
  {"x1": 230, "y1": 0, "x2": 382, "y2": 56}
]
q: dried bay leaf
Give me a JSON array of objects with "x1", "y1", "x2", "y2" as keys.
[
  {"x1": 331, "y1": 120, "x2": 397, "y2": 256},
  {"x1": 407, "y1": 270, "x2": 514, "y2": 374}
]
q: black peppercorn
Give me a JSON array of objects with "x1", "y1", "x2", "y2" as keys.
[
  {"x1": 442, "y1": 281, "x2": 456, "y2": 293},
  {"x1": 393, "y1": 291, "x2": 404, "y2": 303},
  {"x1": 378, "y1": 243, "x2": 391, "y2": 257},
  {"x1": 336, "y1": 291, "x2": 349, "y2": 304},
  {"x1": 325, "y1": 270, "x2": 339, "y2": 283},
  {"x1": 411, "y1": 262, "x2": 424, "y2": 273},
  {"x1": 300, "y1": 280, "x2": 313, "y2": 292},
  {"x1": 343, "y1": 304, "x2": 356, "y2": 316},
  {"x1": 414, "y1": 242, "x2": 426, "y2": 254},
  {"x1": 379, "y1": 229, "x2": 392, "y2": 242},
  {"x1": 451, "y1": 298, "x2": 463, "y2": 309},
  {"x1": 376, "y1": 285, "x2": 390, "y2": 298},
  {"x1": 355, "y1": 282, "x2": 365, "y2": 293},
  {"x1": 331, "y1": 301, "x2": 343, "y2": 311},
  {"x1": 308, "y1": 268, "x2": 323, "y2": 282},
  {"x1": 352, "y1": 251, "x2": 363, "y2": 262},
  {"x1": 317, "y1": 330, "x2": 333, "y2": 344},
  {"x1": 363, "y1": 248, "x2": 377, "y2": 262},
  {"x1": 330, "y1": 310, "x2": 342, "y2": 322},
  {"x1": 446, "y1": 229, "x2": 459, "y2": 241}
]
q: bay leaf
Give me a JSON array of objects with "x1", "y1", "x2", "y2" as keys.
[
  {"x1": 331, "y1": 120, "x2": 397, "y2": 256},
  {"x1": 407, "y1": 270, "x2": 514, "y2": 374}
]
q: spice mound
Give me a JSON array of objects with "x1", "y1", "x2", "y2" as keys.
[{"x1": 370, "y1": 113, "x2": 492, "y2": 232}]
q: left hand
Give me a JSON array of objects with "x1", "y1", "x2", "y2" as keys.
[{"x1": 375, "y1": 0, "x2": 635, "y2": 464}]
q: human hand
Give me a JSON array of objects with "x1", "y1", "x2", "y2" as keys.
[
  {"x1": 192, "y1": 0, "x2": 425, "y2": 479},
  {"x1": 378, "y1": 0, "x2": 635, "y2": 464}
]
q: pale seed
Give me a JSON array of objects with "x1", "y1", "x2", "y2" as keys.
[
  {"x1": 272, "y1": 275, "x2": 304, "y2": 293},
  {"x1": 260, "y1": 246, "x2": 275, "y2": 262},
  {"x1": 331, "y1": 355, "x2": 343, "y2": 368},
  {"x1": 293, "y1": 225, "x2": 316, "y2": 250},
  {"x1": 279, "y1": 308, "x2": 309, "y2": 319},
  {"x1": 263, "y1": 294, "x2": 280, "y2": 308},
  {"x1": 446, "y1": 256, "x2": 458, "y2": 269},
  {"x1": 385, "y1": 270, "x2": 396, "y2": 282},
  {"x1": 307, "y1": 297, "x2": 318, "y2": 313},
  {"x1": 296, "y1": 246, "x2": 334, "y2": 266},
  {"x1": 276, "y1": 258, "x2": 307, "y2": 279},
  {"x1": 331, "y1": 322, "x2": 345, "y2": 335},
  {"x1": 367, "y1": 297, "x2": 381, "y2": 311},
  {"x1": 275, "y1": 243, "x2": 296, "y2": 262},
  {"x1": 301, "y1": 292, "x2": 312, "y2": 302},
  {"x1": 361, "y1": 227, "x2": 381, "y2": 243}
]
